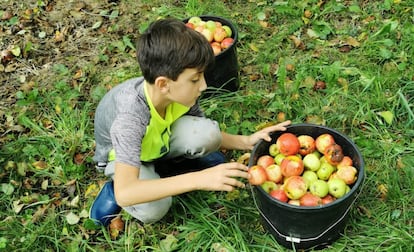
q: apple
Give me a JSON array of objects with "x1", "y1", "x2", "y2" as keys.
[
  {"x1": 302, "y1": 153, "x2": 321, "y2": 171},
  {"x1": 269, "y1": 189, "x2": 289, "y2": 203},
  {"x1": 317, "y1": 162, "x2": 335, "y2": 181},
  {"x1": 302, "y1": 170, "x2": 318, "y2": 188},
  {"x1": 213, "y1": 27, "x2": 227, "y2": 42},
  {"x1": 222, "y1": 25, "x2": 232, "y2": 37},
  {"x1": 188, "y1": 16, "x2": 203, "y2": 26},
  {"x1": 221, "y1": 37, "x2": 234, "y2": 49},
  {"x1": 274, "y1": 153, "x2": 286, "y2": 165},
  {"x1": 324, "y1": 143, "x2": 344, "y2": 165},
  {"x1": 336, "y1": 165, "x2": 357, "y2": 185},
  {"x1": 201, "y1": 29, "x2": 214, "y2": 42},
  {"x1": 265, "y1": 164, "x2": 283, "y2": 183},
  {"x1": 205, "y1": 20, "x2": 217, "y2": 32},
  {"x1": 315, "y1": 133, "x2": 336, "y2": 153},
  {"x1": 248, "y1": 165, "x2": 268, "y2": 185},
  {"x1": 261, "y1": 181, "x2": 278, "y2": 193},
  {"x1": 280, "y1": 155, "x2": 304, "y2": 177},
  {"x1": 328, "y1": 178, "x2": 347, "y2": 198},
  {"x1": 337, "y1": 156, "x2": 353, "y2": 169},
  {"x1": 288, "y1": 199, "x2": 301, "y2": 206},
  {"x1": 211, "y1": 42, "x2": 222, "y2": 55},
  {"x1": 185, "y1": 22, "x2": 195, "y2": 29},
  {"x1": 276, "y1": 133, "x2": 300, "y2": 156},
  {"x1": 321, "y1": 194, "x2": 335, "y2": 205},
  {"x1": 268, "y1": 143, "x2": 280, "y2": 157},
  {"x1": 300, "y1": 192, "x2": 322, "y2": 207},
  {"x1": 309, "y1": 179, "x2": 329, "y2": 198},
  {"x1": 297, "y1": 135, "x2": 316, "y2": 156},
  {"x1": 283, "y1": 176, "x2": 307, "y2": 200},
  {"x1": 257, "y1": 155, "x2": 275, "y2": 168}
]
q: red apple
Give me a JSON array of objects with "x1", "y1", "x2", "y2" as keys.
[
  {"x1": 280, "y1": 155, "x2": 304, "y2": 178},
  {"x1": 270, "y1": 189, "x2": 289, "y2": 203},
  {"x1": 264, "y1": 164, "x2": 283, "y2": 183},
  {"x1": 337, "y1": 156, "x2": 353, "y2": 169},
  {"x1": 336, "y1": 165, "x2": 357, "y2": 185},
  {"x1": 276, "y1": 133, "x2": 300, "y2": 156},
  {"x1": 300, "y1": 192, "x2": 322, "y2": 207},
  {"x1": 315, "y1": 133, "x2": 335, "y2": 153},
  {"x1": 297, "y1": 135, "x2": 316, "y2": 156},
  {"x1": 248, "y1": 165, "x2": 268, "y2": 185},
  {"x1": 213, "y1": 27, "x2": 227, "y2": 42},
  {"x1": 257, "y1": 155, "x2": 275, "y2": 168},
  {"x1": 185, "y1": 22, "x2": 195, "y2": 29},
  {"x1": 324, "y1": 143, "x2": 344, "y2": 165},
  {"x1": 321, "y1": 194, "x2": 335, "y2": 205},
  {"x1": 283, "y1": 176, "x2": 307, "y2": 200},
  {"x1": 211, "y1": 42, "x2": 222, "y2": 55},
  {"x1": 220, "y1": 37, "x2": 234, "y2": 49}
]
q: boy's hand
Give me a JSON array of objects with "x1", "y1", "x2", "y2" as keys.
[
  {"x1": 196, "y1": 162, "x2": 249, "y2": 192},
  {"x1": 246, "y1": 120, "x2": 291, "y2": 150}
]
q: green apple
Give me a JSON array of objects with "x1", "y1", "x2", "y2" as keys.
[
  {"x1": 317, "y1": 162, "x2": 335, "y2": 180},
  {"x1": 269, "y1": 143, "x2": 280, "y2": 157},
  {"x1": 188, "y1": 16, "x2": 203, "y2": 26},
  {"x1": 302, "y1": 170, "x2": 318, "y2": 189},
  {"x1": 260, "y1": 181, "x2": 278, "y2": 193},
  {"x1": 328, "y1": 178, "x2": 347, "y2": 198},
  {"x1": 303, "y1": 153, "x2": 321, "y2": 171},
  {"x1": 205, "y1": 20, "x2": 217, "y2": 32},
  {"x1": 222, "y1": 25, "x2": 232, "y2": 37},
  {"x1": 274, "y1": 153, "x2": 286, "y2": 165},
  {"x1": 309, "y1": 179, "x2": 329, "y2": 198}
]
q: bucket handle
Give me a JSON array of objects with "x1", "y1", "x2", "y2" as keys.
[{"x1": 249, "y1": 183, "x2": 364, "y2": 244}]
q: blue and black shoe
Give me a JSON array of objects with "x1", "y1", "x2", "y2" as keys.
[{"x1": 89, "y1": 180, "x2": 121, "y2": 227}]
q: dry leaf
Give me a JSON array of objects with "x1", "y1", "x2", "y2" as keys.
[{"x1": 32, "y1": 160, "x2": 47, "y2": 170}]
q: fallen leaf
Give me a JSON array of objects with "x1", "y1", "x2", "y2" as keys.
[
  {"x1": 378, "y1": 111, "x2": 394, "y2": 125},
  {"x1": 84, "y1": 183, "x2": 99, "y2": 198},
  {"x1": 66, "y1": 212, "x2": 80, "y2": 225},
  {"x1": 32, "y1": 160, "x2": 47, "y2": 170},
  {"x1": 13, "y1": 200, "x2": 24, "y2": 213}
]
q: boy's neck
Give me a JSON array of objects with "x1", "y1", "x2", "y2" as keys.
[{"x1": 144, "y1": 81, "x2": 169, "y2": 118}]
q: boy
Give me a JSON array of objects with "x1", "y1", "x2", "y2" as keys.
[{"x1": 90, "y1": 18, "x2": 290, "y2": 226}]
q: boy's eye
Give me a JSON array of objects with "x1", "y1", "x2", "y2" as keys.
[{"x1": 192, "y1": 79, "x2": 199, "y2": 83}]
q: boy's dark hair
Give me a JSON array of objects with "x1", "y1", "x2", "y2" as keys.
[{"x1": 137, "y1": 18, "x2": 215, "y2": 84}]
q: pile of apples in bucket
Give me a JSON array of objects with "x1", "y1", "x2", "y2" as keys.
[
  {"x1": 248, "y1": 132, "x2": 358, "y2": 207},
  {"x1": 185, "y1": 16, "x2": 235, "y2": 55}
]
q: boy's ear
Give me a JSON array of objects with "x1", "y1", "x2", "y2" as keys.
[{"x1": 154, "y1": 76, "x2": 170, "y2": 94}]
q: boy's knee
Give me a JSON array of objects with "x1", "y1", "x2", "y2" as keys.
[
  {"x1": 124, "y1": 196, "x2": 172, "y2": 224},
  {"x1": 169, "y1": 116, "x2": 222, "y2": 158}
]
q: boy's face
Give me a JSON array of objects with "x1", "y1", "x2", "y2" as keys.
[{"x1": 167, "y1": 68, "x2": 207, "y2": 107}]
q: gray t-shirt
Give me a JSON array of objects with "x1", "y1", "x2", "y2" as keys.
[{"x1": 93, "y1": 77, "x2": 204, "y2": 168}]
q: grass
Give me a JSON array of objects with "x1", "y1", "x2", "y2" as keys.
[{"x1": 1, "y1": 0, "x2": 414, "y2": 251}]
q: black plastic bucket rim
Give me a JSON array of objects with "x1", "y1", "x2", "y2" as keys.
[{"x1": 248, "y1": 123, "x2": 365, "y2": 249}]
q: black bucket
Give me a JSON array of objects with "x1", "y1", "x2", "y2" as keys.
[
  {"x1": 183, "y1": 15, "x2": 239, "y2": 94},
  {"x1": 248, "y1": 124, "x2": 365, "y2": 250}
]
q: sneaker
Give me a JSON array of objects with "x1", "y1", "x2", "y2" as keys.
[{"x1": 89, "y1": 180, "x2": 122, "y2": 226}]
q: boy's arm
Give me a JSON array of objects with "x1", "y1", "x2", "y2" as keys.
[
  {"x1": 113, "y1": 161, "x2": 248, "y2": 207},
  {"x1": 220, "y1": 120, "x2": 291, "y2": 151}
]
